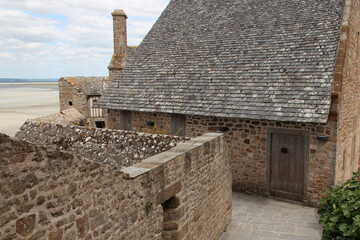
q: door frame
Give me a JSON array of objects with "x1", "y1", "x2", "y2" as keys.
[{"x1": 266, "y1": 127, "x2": 310, "y2": 201}]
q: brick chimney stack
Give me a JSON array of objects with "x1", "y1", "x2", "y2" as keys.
[{"x1": 108, "y1": 9, "x2": 128, "y2": 85}]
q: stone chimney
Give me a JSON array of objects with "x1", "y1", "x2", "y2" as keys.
[{"x1": 108, "y1": 9, "x2": 128, "y2": 85}]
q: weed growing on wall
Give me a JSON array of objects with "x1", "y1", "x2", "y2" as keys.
[
  {"x1": 142, "y1": 124, "x2": 168, "y2": 135},
  {"x1": 145, "y1": 201, "x2": 153, "y2": 216},
  {"x1": 318, "y1": 172, "x2": 360, "y2": 239}
]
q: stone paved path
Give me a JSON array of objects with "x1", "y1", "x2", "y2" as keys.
[{"x1": 220, "y1": 192, "x2": 323, "y2": 240}]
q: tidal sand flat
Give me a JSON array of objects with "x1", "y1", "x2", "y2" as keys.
[{"x1": 0, "y1": 82, "x2": 59, "y2": 136}]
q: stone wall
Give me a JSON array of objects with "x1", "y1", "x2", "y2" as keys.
[
  {"x1": 334, "y1": 0, "x2": 360, "y2": 184},
  {"x1": 58, "y1": 77, "x2": 108, "y2": 128},
  {"x1": 107, "y1": 109, "x2": 172, "y2": 134},
  {"x1": 59, "y1": 78, "x2": 87, "y2": 116},
  {"x1": 186, "y1": 115, "x2": 338, "y2": 205},
  {"x1": 107, "y1": 109, "x2": 337, "y2": 205},
  {"x1": 16, "y1": 121, "x2": 188, "y2": 170},
  {"x1": 0, "y1": 132, "x2": 231, "y2": 240}
]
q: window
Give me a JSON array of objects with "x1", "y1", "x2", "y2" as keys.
[
  {"x1": 68, "y1": 101, "x2": 73, "y2": 106},
  {"x1": 95, "y1": 121, "x2": 105, "y2": 128}
]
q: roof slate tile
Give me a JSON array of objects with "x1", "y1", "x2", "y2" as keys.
[{"x1": 97, "y1": 0, "x2": 344, "y2": 124}]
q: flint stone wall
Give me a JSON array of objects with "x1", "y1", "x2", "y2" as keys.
[
  {"x1": 0, "y1": 132, "x2": 231, "y2": 240},
  {"x1": 16, "y1": 121, "x2": 189, "y2": 170}
]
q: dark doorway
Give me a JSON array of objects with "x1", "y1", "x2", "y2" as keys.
[{"x1": 267, "y1": 128, "x2": 309, "y2": 201}]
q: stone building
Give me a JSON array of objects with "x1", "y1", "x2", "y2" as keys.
[
  {"x1": 58, "y1": 77, "x2": 108, "y2": 128},
  {"x1": 97, "y1": 0, "x2": 360, "y2": 205},
  {"x1": 58, "y1": 10, "x2": 136, "y2": 128}
]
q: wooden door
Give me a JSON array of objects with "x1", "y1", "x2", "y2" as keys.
[
  {"x1": 171, "y1": 114, "x2": 186, "y2": 136},
  {"x1": 120, "y1": 110, "x2": 133, "y2": 131},
  {"x1": 268, "y1": 129, "x2": 308, "y2": 201}
]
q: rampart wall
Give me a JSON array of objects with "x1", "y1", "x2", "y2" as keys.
[{"x1": 0, "y1": 132, "x2": 231, "y2": 239}]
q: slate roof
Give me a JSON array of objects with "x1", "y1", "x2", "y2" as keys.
[
  {"x1": 63, "y1": 77, "x2": 108, "y2": 96},
  {"x1": 62, "y1": 47, "x2": 137, "y2": 95},
  {"x1": 97, "y1": 0, "x2": 344, "y2": 123}
]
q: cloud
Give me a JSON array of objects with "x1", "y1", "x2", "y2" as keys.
[
  {"x1": 0, "y1": 0, "x2": 170, "y2": 78},
  {"x1": 0, "y1": 9, "x2": 65, "y2": 43}
]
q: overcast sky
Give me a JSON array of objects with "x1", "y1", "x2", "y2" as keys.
[{"x1": 0, "y1": 0, "x2": 170, "y2": 79}]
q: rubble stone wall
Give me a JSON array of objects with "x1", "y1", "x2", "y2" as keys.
[
  {"x1": 185, "y1": 115, "x2": 337, "y2": 206},
  {"x1": 0, "y1": 132, "x2": 231, "y2": 240},
  {"x1": 16, "y1": 121, "x2": 188, "y2": 170},
  {"x1": 334, "y1": 0, "x2": 360, "y2": 184},
  {"x1": 107, "y1": 110, "x2": 172, "y2": 134},
  {"x1": 107, "y1": 109, "x2": 337, "y2": 205}
]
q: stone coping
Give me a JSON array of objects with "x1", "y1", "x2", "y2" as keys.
[{"x1": 121, "y1": 132, "x2": 223, "y2": 179}]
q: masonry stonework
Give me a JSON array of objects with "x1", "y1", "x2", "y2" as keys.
[
  {"x1": 59, "y1": 78, "x2": 87, "y2": 116},
  {"x1": 107, "y1": 110, "x2": 173, "y2": 134},
  {"x1": 185, "y1": 115, "x2": 338, "y2": 206},
  {"x1": 334, "y1": 0, "x2": 360, "y2": 184},
  {"x1": 108, "y1": 10, "x2": 128, "y2": 85},
  {"x1": 0, "y1": 132, "x2": 231, "y2": 240},
  {"x1": 107, "y1": 109, "x2": 337, "y2": 205},
  {"x1": 16, "y1": 121, "x2": 188, "y2": 170}
]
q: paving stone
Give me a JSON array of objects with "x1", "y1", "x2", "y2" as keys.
[
  {"x1": 219, "y1": 192, "x2": 323, "y2": 239},
  {"x1": 275, "y1": 226, "x2": 296, "y2": 233}
]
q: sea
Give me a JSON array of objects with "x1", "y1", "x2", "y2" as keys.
[{"x1": 0, "y1": 78, "x2": 60, "y2": 137}]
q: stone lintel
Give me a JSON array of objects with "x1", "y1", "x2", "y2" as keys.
[{"x1": 156, "y1": 181, "x2": 182, "y2": 205}]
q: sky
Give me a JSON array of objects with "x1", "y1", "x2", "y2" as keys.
[{"x1": 0, "y1": 0, "x2": 170, "y2": 79}]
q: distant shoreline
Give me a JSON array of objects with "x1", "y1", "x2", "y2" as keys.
[
  {"x1": 0, "y1": 82, "x2": 58, "y2": 86},
  {"x1": 0, "y1": 78, "x2": 58, "y2": 83},
  {"x1": 0, "y1": 83, "x2": 59, "y2": 137}
]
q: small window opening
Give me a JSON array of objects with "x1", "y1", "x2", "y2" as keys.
[
  {"x1": 95, "y1": 121, "x2": 105, "y2": 129},
  {"x1": 162, "y1": 196, "x2": 181, "y2": 239},
  {"x1": 68, "y1": 101, "x2": 73, "y2": 106}
]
